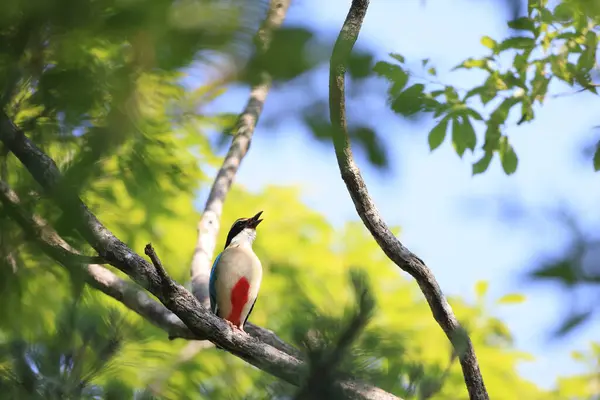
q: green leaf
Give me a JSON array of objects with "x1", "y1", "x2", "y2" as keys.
[
  {"x1": 451, "y1": 117, "x2": 464, "y2": 156},
  {"x1": 490, "y1": 97, "x2": 520, "y2": 125},
  {"x1": 554, "y1": 2, "x2": 574, "y2": 22},
  {"x1": 481, "y1": 36, "x2": 497, "y2": 49},
  {"x1": 517, "y1": 97, "x2": 534, "y2": 125},
  {"x1": 501, "y1": 71, "x2": 527, "y2": 90},
  {"x1": 453, "y1": 58, "x2": 490, "y2": 71},
  {"x1": 499, "y1": 136, "x2": 518, "y2": 175},
  {"x1": 451, "y1": 116, "x2": 476, "y2": 157},
  {"x1": 531, "y1": 66, "x2": 551, "y2": 104},
  {"x1": 550, "y1": 54, "x2": 575, "y2": 84},
  {"x1": 464, "y1": 86, "x2": 485, "y2": 101},
  {"x1": 373, "y1": 61, "x2": 409, "y2": 96},
  {"x1": 373, "y1": 61, "x2": 407, "y2": 84},
  {"x1": 475, "y1": 280, "x2": 489, "y2": 299},
  {"x1": 577, "y1": 31, "x2": 598, "y2": 72},
  {"x1": 391, "y1": 84, "x2": 425, "y2": 116},
  {"x1": 530, "y1": 259, "x2": 579, "y2": 285},
  {"x1": 507, "y1": 17, "x2": 536, "y2": 34},
  {"x1": 497, "y1": 293, "x2": 526, "y2": 305},
  {"x1": 480, "y1": 77, "x2": 500, "y2": 105},
  {"x1": 472, "y1": 151, "x2": 493, "y2": 175},
  {"x1": 497, "y1": 36, "x2": 536, "y2": 52},
  {"x1": 348, "y1": 51, "x2": 374, "y2": 79},
  {"x1": 593, "y1": 142, "x2": 600, "y2": 171},
  {"x1": 428, "y1": 117, "x2": 449, "y2": 151},
  {"x1": 444, "y1": 86, "x2": 459, "y2": 102},
  {"x1": 466, "y1": 108, "x2": 483, "y2": 121},
  {"x1": 555, "y1": 311, "x2": 592, "y2": 336},
  {"x1": 483, "y1": 123, "x2": 502, "y2": 152},
  {"x1": 389, "y1": 53, "x2": 405, "y2": 63},
  {"x1": 462, "y1": 116, "x2": 477, "y2": 151},
  {"x1": 513, "y1": 51, "x2": 531, "y2": 74}
]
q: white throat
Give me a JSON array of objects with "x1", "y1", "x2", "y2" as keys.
[{"x1": 229, "y1": 228, "x2": 257, "y2": 247}]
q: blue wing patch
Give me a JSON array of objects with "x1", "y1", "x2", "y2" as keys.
[{"x1": 209, "y1": 252, "x2": 223, "y2": 314}]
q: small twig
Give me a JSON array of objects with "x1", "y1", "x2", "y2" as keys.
[
  {"x1": 552, "y1": 83, "x2": 600, "y2": 98},
  {"x1": 1, "y1": 113, "x2": 400, "y2": 398},
  {"x1": 144, "y1": 244, "x2": 170, "y2": 283}
]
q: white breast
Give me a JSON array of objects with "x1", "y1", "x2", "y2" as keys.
[{"x1": 214, "y1": 244, "x2": 262, "y2": 325}]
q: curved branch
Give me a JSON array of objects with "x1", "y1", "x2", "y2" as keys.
[
  {"x1": 0, "y1": 112, "x2": 399, "y2": 400},
  {"x1": 328, "y1": 1, "x2": 489, "y2": 399},
  {"x1": 0, "y1": 180, "x2": 300, "y2": 357}
]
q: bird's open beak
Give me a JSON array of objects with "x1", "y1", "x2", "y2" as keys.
[{"x1": 248, "y1": 211, "x2": 263, "y2": 228}]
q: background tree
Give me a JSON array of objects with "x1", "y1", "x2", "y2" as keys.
[{"x1": 0, "y1": 0, "x2": 598, "y2": 399}]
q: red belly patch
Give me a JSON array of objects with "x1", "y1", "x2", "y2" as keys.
[{"x1": 226, "y1": 277, "x2": 250, "y2": 326}]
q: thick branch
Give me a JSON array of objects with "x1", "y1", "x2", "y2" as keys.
[
  {"x1": 0, "y1": 180, "x2": 300, "y2": 356},
  {"x1": 0, "y1": 112, "x2": 398, "y2": 400},
  {"x1": 191, "y1": 0, "x2": 290, "y2": 305},
  {"x1": 328, "y1": 1, "x2": 489, "y2": 399}
]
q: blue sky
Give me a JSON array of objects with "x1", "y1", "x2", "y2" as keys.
[{"x1": 196, "y1": 0, "x2": 600, "y2": 390}]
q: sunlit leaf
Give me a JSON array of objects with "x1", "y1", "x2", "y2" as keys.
[
  {"x1": 481, "y1": 36, "x2": 497, "y2": 49},
  {"x1": 496, "y1": 293, "x2": 526, "y2": 305},
  {"x1": 475, "y1": 280, "x2": 489, "y2": 299},
  {"x1": 497, "y1": 36, "x2": 536, "y2": 52}
]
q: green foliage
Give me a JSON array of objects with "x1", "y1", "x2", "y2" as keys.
[
  {"x1": 554, "y1": 342, "x2": 600, "y2": 399},
  {"x1": 245, "y1": 27, "x2": 316, "y2": 84},
  {"x1": 0, "y1": 0, "x2": 598, "y2": 398},
  {"x1": 0, "y1": 177, "x2": 566, "y2": 399},
  {"x1": 375, "y1": 0, "x2": 600, "y2": 175}
]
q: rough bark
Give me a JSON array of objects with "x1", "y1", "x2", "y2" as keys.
[
  {"x1": 0, "y1": 109, "x2": 400, "y2": 399},
  {"x1": 328, "y1": 1, "x2": 489, "y2": 399},
  {"x1": 0, "y1": 180, "x2": 299, "y2": 356}
]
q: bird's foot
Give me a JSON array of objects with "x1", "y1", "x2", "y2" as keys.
[
  {"x1": 225, "y1": 319, "x2": 236, "y2": 330},
  {"x1": 235, "y1": 325, "x2": 248, "y2": 335}
]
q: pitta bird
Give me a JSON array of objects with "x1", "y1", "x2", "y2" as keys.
[{"x1": 209, "y1": 211, "x2": 263, "y2": 332}]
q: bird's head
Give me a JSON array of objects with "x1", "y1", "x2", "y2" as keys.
[{"x1": 224, "y1": 211, "x2": 263, "y2": 248}]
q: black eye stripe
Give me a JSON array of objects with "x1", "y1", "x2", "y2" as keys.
[{"x1": 224, "y1": 219, "x2": 248, "y2": 248}]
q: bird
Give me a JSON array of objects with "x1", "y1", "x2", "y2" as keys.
[{"x1": 209, "y1": 211, "x2": 264, "y2": 333}]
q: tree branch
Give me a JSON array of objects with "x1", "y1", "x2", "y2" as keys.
[
  {"x1": 191, "y1": 0, "x2": 290, "y2": 305},
  {"x1": 0, "y1": 179, "x2": 300, "y2": 356},
  {"x1": 0, "y1": 112, "x2": 399, "y2": 400},
  {"x1": 328, "y1": 1, "x2": 489, "y2": 399}
]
